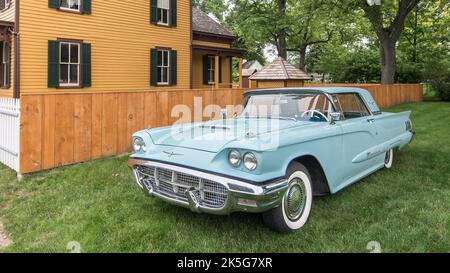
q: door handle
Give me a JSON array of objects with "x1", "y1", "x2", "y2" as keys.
[{"x1": 367, "y1": 118, "x2": 375, "y2": 123}]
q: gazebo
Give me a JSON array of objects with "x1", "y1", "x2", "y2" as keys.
[{"x1": 249, "y1": 57, "x2": 312, "y2": 88}]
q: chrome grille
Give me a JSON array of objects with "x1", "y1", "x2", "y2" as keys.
[{"x1": 135, "y1": 165, "x2": 228, "y2": 208}]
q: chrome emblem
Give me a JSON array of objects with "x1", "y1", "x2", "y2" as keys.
[
  {"x1": 186, "y1": 187, "x2": 201, "y2": 213},
  {"x1": 163, "y1": 151, "x2": 184, "y2": 158}
]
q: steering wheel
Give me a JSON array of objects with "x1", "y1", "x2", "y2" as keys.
[{"x1": 301, "y1": 110, "x2": 329, "y2": 122}]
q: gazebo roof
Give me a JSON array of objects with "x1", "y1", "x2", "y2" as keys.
[{"x1": 249, "y1": 57, "x2": 312, "y2": 80}]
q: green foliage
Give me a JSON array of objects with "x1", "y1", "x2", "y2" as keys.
[
  {"x1": 423, "y1": 60, "x2": 450, "y2": 101},
  {"x1": 192, "y1": 0, "x2": 227, "y2": 22},
  {"x1": 195, "y1": 0, "x2": 448, "y2": 84},
  {"x1": 310, "y1": 44, "x2": 380, "y2": 83},
  {"x1": 396, "y1": 62, "x2": 423, "y2": 83},
  {"x1": 233, "y1": 38, "x2": 266, "y2": 66}
]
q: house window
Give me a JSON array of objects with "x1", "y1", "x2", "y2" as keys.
[
  {"x1": 59, "y1": 42, "x2": 80, "y2": 86},
  {"x1": 157, "y1": 49, "x2": 170, "y2": 85},
  {"x1": 157, "y1": 0, "x2": 170, "y2": 25},
  {"x1": 208, "y1": 56, "x2": 215, "y2": 84},
  {"x1": 2, "y1": 43, "x2": 7, "y2": 86},
  {"x1": 60, "y1": 0, "x2": 80, "y2": 12},
  {"x1": 0, "y1": 0, "x2": 11, "y2": 11},
  {"x1": 0, "y1": 41, "x2": 10, "y2": 88}
]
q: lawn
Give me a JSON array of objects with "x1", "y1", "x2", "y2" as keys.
[{"x1": 0, "y1": 102, "x2": 449, "y2": 253}]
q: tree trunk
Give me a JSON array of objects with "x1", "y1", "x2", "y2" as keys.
[
  {"x1": 361, "y1": 0, "x2": 421, "y2": 84},
  {"x1": 379, "y1": 39, "x2": 396, "y2": 84},
  {"x1": 277, "y1": 0, "x2": 288, "y2": 59},
  {"x1": 278, "y1": 37, "x2": 288, "y2": 59},
  {"x1": 299, "y1": 46, "x2": 307, "y2": 71},
  {"x1": 412, "y1": 7, "x2": 418, "y2": 63}
]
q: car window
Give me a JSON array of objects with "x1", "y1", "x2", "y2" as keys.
[
  {"x1": 242, "y1": 94, "x2": 332, "y2": 122},
  {"x1": 333, "y1": 93, "x2": 370, "y2": 119}
]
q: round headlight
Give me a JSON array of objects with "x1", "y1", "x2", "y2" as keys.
[
  {"x1": 243, "y1": 152, "x2": 258, "y2": 171},
  {"x1": 228, "y1": 150, "x2": 242, "y2": 167},
  {"x1": 133, "y1": 137, "x2": 146, "y2": 153}
]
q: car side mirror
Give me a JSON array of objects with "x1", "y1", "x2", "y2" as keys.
[{"x1": 329, "y1": 112, "x2": 342, "y2": 124}]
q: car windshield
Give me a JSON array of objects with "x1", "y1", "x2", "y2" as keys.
[{"x1": 241, "y1": 94, "x2": 332, "y2": 122}]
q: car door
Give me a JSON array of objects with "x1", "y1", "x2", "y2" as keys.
[{"x1": 333, "y1": 93, "x2": 381, "y2": 185}]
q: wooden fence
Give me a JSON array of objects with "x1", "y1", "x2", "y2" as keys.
[
  {"x1": 19, "y1": 89, "x2": 245, "y2": 173},
  {"x1": 0, "y1": 98, "x2": 20, "y2": 172},
  {"x1": 305, "y1": 83, "x2": 423, "y2": 108},
  {"x1": 18, "y1": 84, "x2": 422, "y2": 174}
]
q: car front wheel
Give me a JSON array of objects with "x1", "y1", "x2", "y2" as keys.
[
  {"x1": 262, "y1": 162, "x2": 313, "y2": 233},
  {"x1": 384, "y1": 149, "x2": 394, "y2": 169}
]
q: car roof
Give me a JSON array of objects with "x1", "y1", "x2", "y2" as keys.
[
  {"x1": 244, "y1": 87, "x2": 381, "y2": 114},
  {"x1": 245, "y1": 87, "x2": 367, "y2": 96}
]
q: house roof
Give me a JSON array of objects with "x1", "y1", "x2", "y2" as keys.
[
  {"x1": 242, "y1": 68, "x2": 258, "y2": 77},
  {"x1": 249, "y1": 57, "x2": 312, "y2": 81},
  {"x1": 243, "y1": 60, "x2": 258, "y2": 69},
  {"x1": 192, "y1": 7, "x2": 235, "y2": 38}
]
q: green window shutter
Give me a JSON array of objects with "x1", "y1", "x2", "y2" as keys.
[
  {"x1": 203, "y1": 55, "x2": 210, "y2": 85},
  {"x1": 170, "y1": 50, "x2": 177, "y2": 86},
  {"x1": 229, "y1": 57, "x2": 233, "y2": 84},
  {"x1": 150, "y1": 0, "x2": 158, "y2": 24},
  {"x1": 170, "y1": 0, "x2": 177, "y2": 27},
  {"x1": 4, "y1": 42, "x2": 10, "y2": 88},
  {"x1": 48, "y1": 41, "x2": 60, "y2": 88},
  {"x1": 219, "y1": 57, "x2": 222, "y2": 83},
  {"x1": 150, "y1": 48, "x2": 158, "y2": 86},
  {"x1": 82, "y1": 43, "x2": 92, "y2": 87},
  {"x1": 48, "y1": 0, "x2": 60, "y2": 9},
  {"x1": 82, "y1": 0, "x2": 91, "y2": 14}
]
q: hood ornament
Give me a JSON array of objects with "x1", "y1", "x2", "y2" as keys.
[{"x1": 163, "y1": 151, "x2": 184, "y2": 158}]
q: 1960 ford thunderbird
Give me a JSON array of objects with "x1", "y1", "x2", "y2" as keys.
[{"x1": 128, "y1": 87, "x2": 414, "y2": 232}]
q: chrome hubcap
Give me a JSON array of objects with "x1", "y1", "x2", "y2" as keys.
[{"x1": 284, "y1": 178, "x2": 307, "y2": 221}]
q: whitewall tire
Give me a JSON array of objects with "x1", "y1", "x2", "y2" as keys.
[
  {"x1": 262, "y1": 162, "x2": 313, "y2": 233},
  {"x1": 384, "y1": 149, "x2": 394, "y2": 169}
]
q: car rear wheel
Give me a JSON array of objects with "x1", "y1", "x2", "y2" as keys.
[
  {"x1": 384, "y1": 149, "x2": 394, "y2": 169},
  {"x1": 262, "y1": 162, "x2": 313, "y2": 233}
]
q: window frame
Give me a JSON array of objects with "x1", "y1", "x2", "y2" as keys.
[
  {"x1": 59, "y1": 0, "x2": 81, "y2": 13},
  {"x1": 0, "y1": 0, "x2": 11, "y2": 12},
  {"x1": 156, "y1": 49, "x2": 170, "y2": 85},
  {"x1": 208, "y1": 56, "x2": 215, "y2": 84},
  {"x1": 156, "y1": 0, "x2": 170, "y2": 26},
  {"x1": 333, "y1": 92, "x2": 372, "y2": 120},
  {"x1": 2, "y1": 41, "x2": 7, "y2": 87},
  {"x1": 59, "y1": 41, "x2": 81, "y2": 87}
]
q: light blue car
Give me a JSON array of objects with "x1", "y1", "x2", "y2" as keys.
[{"x1": 128, "y1": 87, "x2": 414, "y2": 232}]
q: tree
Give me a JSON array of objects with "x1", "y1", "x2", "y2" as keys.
[
  {"x1": 286, "y1": 0, "x2": 339, "y2": 71},
  {"x1": 228, "y1": 0, "x2": 336, "y2": 64},
  {"x1": 227, "y1": 0, "x2": 291, "y2": 59},
  {"x1": 360, "y1": 0, "x2": 421, "y2": 84},
  {"x1": 192, "y1": 0, "x2": 228, "y2": 22}
]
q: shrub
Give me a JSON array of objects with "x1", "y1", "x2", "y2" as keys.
[{"x1": 423, "y1": 60, "x2": 450, "y2": 101}]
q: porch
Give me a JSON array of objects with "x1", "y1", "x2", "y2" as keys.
[{"x1": 192, "y1": 45, "x2": 245, "y2": 89}]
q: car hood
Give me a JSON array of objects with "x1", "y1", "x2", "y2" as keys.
[{"x1": 149, "y1": 118, "x2": 311, "y2": 152}]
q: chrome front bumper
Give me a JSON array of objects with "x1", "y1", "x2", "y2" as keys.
[{"x1": 128, "y1": 158, "x2": 288, "y2": 215}]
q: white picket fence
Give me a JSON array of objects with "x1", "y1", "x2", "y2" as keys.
[{"x1": 0, "y1": 97, "x2": 20, "y2": 172}]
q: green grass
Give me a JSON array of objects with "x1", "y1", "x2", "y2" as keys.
[{"x1": 1, "y1": 102, "x2": 449, "y2": 253}]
